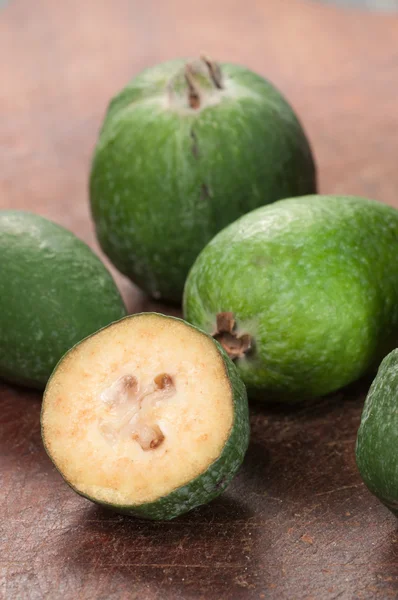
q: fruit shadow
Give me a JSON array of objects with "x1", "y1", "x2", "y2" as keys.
[
  {"x1": 135, "y1": 297, "x2": 182, "y2": 318},
  {"x1": 62, "y1": 493, "x2": 262, "y2": 596},
  {"x1": 0, "y1": 378, "x2": 43, "y2": 401},
  {"x1": 0, "y1": 381, "x2": 43, "y2": 461},
  {"x1": 121, "y1": 279, "x2": 183, "y2": 317},
  {"x1": 372, "y1": 523, "x2": 398, "y2": 573},
  {"x1": 240, "y1": 375, "x2": 373, "y2": 511},
  {"x1": 248, "y1": 373, "x2": 372, "y2": 418}
]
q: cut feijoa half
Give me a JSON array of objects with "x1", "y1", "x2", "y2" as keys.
[{"x1": 41, "y1": 313, "x2": 249, "y2": 520}]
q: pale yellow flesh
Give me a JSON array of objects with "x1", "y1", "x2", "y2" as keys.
[{"x1": 42, "y1": 315, "x2": 233, "y2": 506}]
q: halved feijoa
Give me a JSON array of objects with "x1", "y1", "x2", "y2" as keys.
[{"x1": 41, "y1": 313, "x2": 249, "y2": 520}]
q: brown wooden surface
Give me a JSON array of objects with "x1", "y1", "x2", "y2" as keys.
[{"x1": 2, "y1": 1, "x2": 398, "y2": 598}]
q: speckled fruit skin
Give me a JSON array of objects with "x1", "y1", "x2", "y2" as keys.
[
  {"x1": 42, "y1": 313, "x2": 250, "y2": 521},
  {"x1": 0, "y1": 211, "x2": 127, "y2": 389},
  {"x1": 356, "y1": 349, "x2": 398, "y2": 516},
  {"x1": 90, "y1": 57, "x2": 316, "y2": 302},
  {"x1": 183, "y1": 195, "x2": 398, "y2": 402}
]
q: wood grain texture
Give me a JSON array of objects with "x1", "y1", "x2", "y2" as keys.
[{"x1": 1, "y1": 0, "x2": 398, "y2": 598}]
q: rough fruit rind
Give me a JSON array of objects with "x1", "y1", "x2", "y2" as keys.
[
  {"x1": 183, "y1": 195, "x2": 398, "y2": 402},
  {"x1": 0, "y1": 211, "x2": 126, "y2": 389},
  {"x1": 90, "y1": 58, "x2": 316, "y2": 302},
  {"x1": 356, "y1": 349, "x2": 398, "y2": 515},
  {"x1": 41, "y1": 313, "x2": 250, "y2": 520}
]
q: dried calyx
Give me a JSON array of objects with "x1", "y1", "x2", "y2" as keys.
[
  {"x1": 183, "y1": 55, "x2": 224, "y2": 110},
  {"x1": 99, "y1": 373, "x2": 175, "y2": 450},
  {"x1": 201, "y1": 55, "x2": 223, "y2": 89},
  {"x1": 213, "y1": 312, "x2": 251, "y2": 360}
]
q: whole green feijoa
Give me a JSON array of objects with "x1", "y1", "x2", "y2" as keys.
[
  {"x1": 183, "y1": 195, "x2": 398, "y2": 403},
  {"x1": 41, "y1": 312, "x2": 249, "y2": 520},
  {"x1": 0, "y1": 211, "x2": 127, "y2": 389},
  {"x1": 356, "y1": 349, "x2": 398, "y2": 516},
  {"x1": 90, "y1": 56, "x2": 316, "y2": 302}
]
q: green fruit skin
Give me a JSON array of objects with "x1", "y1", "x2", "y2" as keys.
[
  {"x1": 90, "y1": 58, "x2": 316, "y2": 302},
  {"x1": 0, "y1": 211, "x2": 127, "y2": 389},
  {"x1": 183, "y1": 195, "x2": 398, "y2": 402},
  {"x1": 356, "y1": 349, "x2": 398, "y2": 515},
  {"x1": 42, "y1": 313, "x2": 250, "y2": 521}
]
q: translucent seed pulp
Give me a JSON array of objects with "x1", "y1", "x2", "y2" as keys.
[{"x1": 99, "y1": 373, "x2": 175, "y2": 450}]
